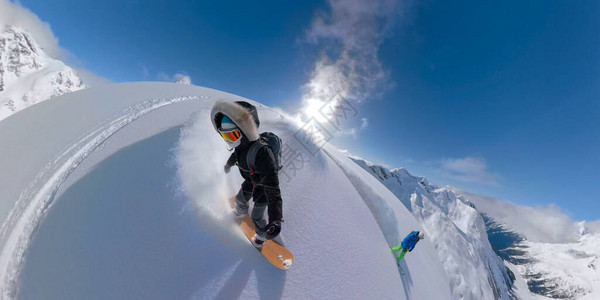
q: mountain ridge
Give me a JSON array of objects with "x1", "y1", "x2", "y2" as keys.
[
  {"x1": 350, "y1": 155, "x2": 600, "y2": 299},
  {"x1": 0, "y1": 25, "x2": 85, "y2": 121}
]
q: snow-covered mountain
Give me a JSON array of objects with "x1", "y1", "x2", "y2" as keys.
[
  {"x1": 351, "y1": 157, "x2": 600, "y2": 299},
  {"x1": 0, "y1": 82, "x2": 452, "y2": 299},
  {"x1": 0, "y1": 25, "x2": 85, "y2": 121},
  {"x1": 475, "y1": 200, "x2": 600, "y2": 299},
  {"x1": 514, "y1": 230, "x2": 600, "y2": 299},
  {"x1": 349, "y1": 157, "x2": 522, "y2": 299}
]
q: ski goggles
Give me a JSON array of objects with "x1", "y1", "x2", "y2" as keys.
[{"x1": 218, "y1": 128, "x2": 241, "y2": 142}]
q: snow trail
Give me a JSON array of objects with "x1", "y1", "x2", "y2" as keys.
[{"x1": 0, "y1": 96, "x2": 198, "y2": 298}]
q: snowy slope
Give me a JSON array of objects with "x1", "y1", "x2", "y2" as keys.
[
  {"x1": 349, "y1": 157, "x2": 523, "y2": 300},
  {"x1": 0, "y1": 82, "x2": 451, "y2": 299},
  {"x1": 0, "y1": 25, "x2": 85, "y2": 121}
]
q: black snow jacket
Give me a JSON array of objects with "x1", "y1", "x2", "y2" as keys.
[{"x1": 225, "y1": 140, "x2": 283, "y2": 223}]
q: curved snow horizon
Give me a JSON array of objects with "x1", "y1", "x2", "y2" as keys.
[{"x1": 0, "y1": 82, "x2": 450, "y2": 299}]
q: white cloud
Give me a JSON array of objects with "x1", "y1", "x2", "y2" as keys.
[
  {"x1": 157, "y1": 72, "x2": 192, "y2": 84},
  {"x1": 456, "y1": 189, "x2": 582, "y2": 243},
  {"x1": 299, "y1": 0, "x2": 404, "y2": 123},
  {"x1": 172, "y1": 73, "x2": 191, "y2": 84},
  {"x1": 0, "y1": 0, "x2": 110, "y2": 84},
  {"x1": 337, "y1": 117, "x2": 368, "y2": 138},
  {"x1": 438, "y1": 156, "x2": 500, "y2": 186},
  {"x1": 359, "y1": 117, "x2": 368, "y2": 129}
]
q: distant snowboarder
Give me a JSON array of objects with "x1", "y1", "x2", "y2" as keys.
[
  {"x1": 392, "y1": 231, "x2": 425, "y2": 262},
  {"x1": 211, "y1": 100, "x2": 283, "y2": 248}
]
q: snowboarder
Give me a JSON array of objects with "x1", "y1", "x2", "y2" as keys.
[
  {"x1": 392, "y1": 231, "x2": 425, "y2": 262},
  {"x1": 211, "y1": 100, "x2": 283, "y2": 248}
]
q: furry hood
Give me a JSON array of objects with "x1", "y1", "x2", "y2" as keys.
[{"x1": 210, "y1": 100, "x2": 260, "y2": 142}]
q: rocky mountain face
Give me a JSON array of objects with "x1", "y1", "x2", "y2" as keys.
[
  {"x1": 486, "y1": 217, "x2": 600, "y2": 299},
  {"x1": 351, "y1": 155, "x2": 600, "y2": 299},
  {"x1": 0, "y1": 25, "x2": 85, "y2": 121},
  {"x1": 349, "y1": 156, "x2": 518, "y2": 299}
]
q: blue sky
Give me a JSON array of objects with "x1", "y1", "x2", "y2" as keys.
[{"x1": 14, "y1": 0, "x2": 600, "y2": 220}]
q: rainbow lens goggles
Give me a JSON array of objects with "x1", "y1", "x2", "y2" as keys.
[{"x1": 219, "y1": 128, "x2": 241, "y2": 142}]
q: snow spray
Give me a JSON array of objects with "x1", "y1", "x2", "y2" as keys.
[{"x1": 176, "y1": 110, "x2": 242, "y2": 239}]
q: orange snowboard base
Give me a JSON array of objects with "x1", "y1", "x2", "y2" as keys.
[{"x1": 229, "y1": 198, "x2": 294, "y2": 270}]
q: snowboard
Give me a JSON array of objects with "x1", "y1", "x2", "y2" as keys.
[{"x1": 229, "y1": 198, "x2": 294, "y2": 270}]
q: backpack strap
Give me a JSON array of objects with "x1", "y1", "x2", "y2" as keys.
[{"x1": 246, "y1": 138, "x2": 266, "y2": 175}]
